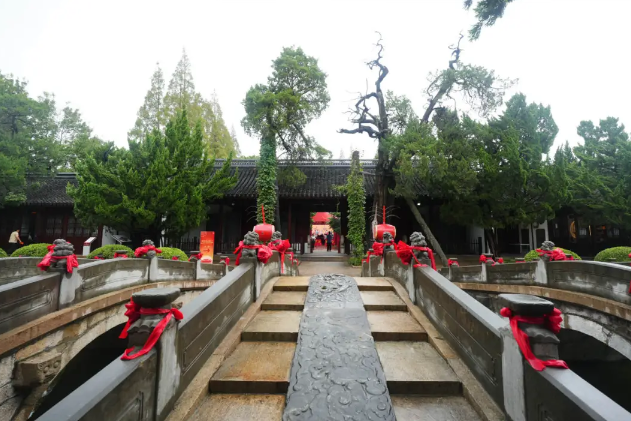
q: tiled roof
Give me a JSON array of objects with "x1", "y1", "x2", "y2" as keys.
[
  {"x1": 23, "y1": 160, "x2": 426, "y2": 205},
  {"x1": 26, "y1": 175, "x2": 77, "y2": 206}
]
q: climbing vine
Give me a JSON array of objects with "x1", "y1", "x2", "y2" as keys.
[
  {"x1": 342, "y1": 151, "x2": 366, "y2": 265},
  {"x1": 257, "y1": 134, "x2": 277, "y2": 224}
]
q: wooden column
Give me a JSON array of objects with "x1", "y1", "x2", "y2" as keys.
[{"x1": 288, "y1": 203, "x2": 292, "y2": 243}]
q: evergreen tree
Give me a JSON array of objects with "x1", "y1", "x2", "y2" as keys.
[
  {"x1": 230, "y1": 125, "x2": 242, "y2": 157},
  {"x1": 129, "y1": 63, "x2": 165, "y2": 142},
  {"x1": 69, "y1": 110, "x2": 237, "y2": 244}
]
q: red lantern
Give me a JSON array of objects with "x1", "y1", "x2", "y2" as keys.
[
  {"x1": 254, "y1": 205, "x2": 275, "y2": 243},
  {"x1": 373, "y1": 206, "x2": 396, "y2": 241}
]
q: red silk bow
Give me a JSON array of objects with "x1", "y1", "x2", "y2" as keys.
[
  {"x1": 233, "y1": 242, "x2": 273, "y2": 265},
  {"x1": 447, "y1": 259, "x2": 459, "y2": 267},
  {"x1": 479, "y1": 255, "x2": 495, "y2": 264},
  {"x1": 119, "y1": 298, "x2": 183, "y2": 360},
  {"x1": 395, "y1": 241, "x2": 437, "y2": 271},
  {"x1": 134, "y1": 245, "x2": 162, "y2": 258},
  {"x1": 37, "y1": 246, "x2": 79, "y2": 273},
  {"x1": 500, "y1": 307, "x2": 568, "y2": 371},
  {"x1": 188, "y1": 253, "x2": 203, "y2": 261},
  {"x1": 537, "y1": 248, "x2": 572, "y2": 261},
  {"x1": 269, "y1": 239, "x2": 293, "y2": 273},
  {"x1": 221, "y1": 257, "x2": 230, "y2": 266},
  {"x1": 113, "y1": 252, "x2": 128, "y2": 259}
]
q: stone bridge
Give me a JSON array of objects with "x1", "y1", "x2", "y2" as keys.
[
  {"x1": 6, "y1": 247, "x2": 631, "y2": 420},
  {"x1": 441, "y1": 257, "x2": 631, "y2": 361}
]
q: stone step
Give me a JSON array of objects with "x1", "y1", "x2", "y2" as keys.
[
  {"x1": 355, "y1": 277, "x2": 395, "y2": 291},
  {"x1": 367, "y1": 311, "x2": 428, "y2": 341},
  {"x1": 241, "y1": 311, "x2": 301, "y2": 342},
  {"x1": 360, "y1": 290, "x2": 407, "y2": 311},
  {"x1": 208, "y1": 342, "x2": 295, "y2": 394},
  {"x1": 376, "y1": 342, "x2": 462, "y2": 395},
  {"x1": 187, "y1": 394, "x2": 285, "y2": 421},
  {"x1": 261, "y1": 291, "x2": 306, "y2": 311},
  {"x1": 273, "y1": 277, "x2": 310, "y2": 291},
  {"x1": 392, "y1": 396, "x2": 482, "y2": 421}
]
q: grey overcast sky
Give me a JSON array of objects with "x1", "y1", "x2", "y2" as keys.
[{"x1": 1, "y1": 0, "x2": 629, "y2": 158}]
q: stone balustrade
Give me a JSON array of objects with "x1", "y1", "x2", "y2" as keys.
[
  {"x1": 367, "y1": 249, "x2": 631, "y2": 421},
  {"x1": 37, "y1": 249, "x2": 281, "y2": 421}
]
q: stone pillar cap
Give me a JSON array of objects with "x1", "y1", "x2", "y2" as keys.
[
  {"x1": 498, "y1": 293, "x2": 554, "y2": 317},
  {"x1": 132, "y1": 287, "x2": 181, "y2": 308}
]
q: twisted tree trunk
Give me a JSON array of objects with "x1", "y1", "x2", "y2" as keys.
[{"x1": 405, "y1": 197, "x2": 448, "y2": 266}]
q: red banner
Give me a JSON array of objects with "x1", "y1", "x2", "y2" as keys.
[{"x1": 200, "y1": 231, "x2": 215, "y2": 263}]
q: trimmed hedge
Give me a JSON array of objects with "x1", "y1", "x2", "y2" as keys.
[
  {"x1": 594, "y1": 246, "x2": 631, "y2": 263},
  {"x1": 87, "y1": 244, "x2": 134, "y2": 260},
  {"x1": 0, "y1": 248, "x2": 7, "y2": 258},
  {"x1": 157, "y1": 247, "x2": 188, "y2": 261},
  {"x1": 524, "y1": 248, "x2": 581, "y2": 261},
  {"x1": 11, "y1": 243, "x2": 52, "y2": 257}
]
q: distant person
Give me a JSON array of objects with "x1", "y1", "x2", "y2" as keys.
[
  {"x1": 326, "y1": 231, "x2": 333, "y2": 252},
  {"x1": 8, "y1": 228, "x2": 23, "y2": 254}
]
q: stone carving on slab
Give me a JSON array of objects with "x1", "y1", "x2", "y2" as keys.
[
  {"x1": 126, "y1": 288, "x2": 181, "y2": 351},
  {"x1": 270, "y1": 231, "x2": 282, "y2": 242},
  {"x1": 410, "y1": 231, "x2": 429, "y2": 262},
  {"x1": 50, "y1": 239, "x2": 74, "y2": 270},
  {"x1": 283, "y1": 274, "x2": 395, "y2": 420},
  {"x1": 241, "y1": 231, "x2": 259, "y2": 259},
  {"x1": 539, "y1": 241, "x2": 555, "y2": 262},
  {"x1": 142, "y1": 239, "x2": 159, "y2": 259}
]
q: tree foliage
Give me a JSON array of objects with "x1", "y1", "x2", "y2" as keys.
[
  {"x1": 338, "y1": 151, "x2": 366, "y2": 265},
  {"x1": 242, "y1": 47, "x2": 330, "y2": 224},
  {"x1": 69, "y1": 110, "x2": 237, "y2": 244},
  {"x1": 130, "y1": 53, "x2": 235, "y2": 158},
  {"x1": 464, "y1": 0, "x2": 516, "y2": 40}
]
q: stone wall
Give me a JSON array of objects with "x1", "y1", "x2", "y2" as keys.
[
  {"x1": 0, "y1": 258, "x2": 43, "y2": 286},
  {"x1": 154, "y1": 259, "x2": 196, "y2": 282}
]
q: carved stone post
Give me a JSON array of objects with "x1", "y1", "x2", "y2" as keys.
[
  {"x1": 534, "y1": 241, "x2": 554, "y2": 286},
  {"x1": 447, "y1": 257, "x2": 458, "y2": 281},
  {"x1": 497, "y1": 293, "x2": 561, "y2": 421},
  {"x1": 143, "y1": 240, "x2": 160, "y2": 282},
  {"x1": 480, "y1": 253, "x2": 493, "y2": 283},
  {"x1": 125, "y1": 287, "x2": 182, "y2": 420}
]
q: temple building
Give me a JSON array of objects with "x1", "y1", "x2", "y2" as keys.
[{"x1": 1, "y1": 159, "x2": 625, "y2": 257}]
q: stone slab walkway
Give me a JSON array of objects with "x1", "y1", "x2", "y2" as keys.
[{"x1": 283, "y1": 274, "x2": 395, "y2": 420}]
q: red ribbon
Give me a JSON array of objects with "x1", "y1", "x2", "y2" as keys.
[
  {"x1": 171, "y1": 256, "x2": 179, "y2": 261},
  {"x1": 37, "y1": 247, "x2": 79, "y2": 273},
  {"x1": 492, "y1": 257, "x2": 504, "y2": 266},
  {"x1": 119, "y1": 298, "x2": 183, "y2": 360},
  {"x1": 134, "y1": 245, "x2": 162, "y2": 258},
  {"x1": 221, "y1": 257, "x2": 230, "y2": 266},
  {"x1": 113, "y1": 252, "x2": 128, "y2": 259},
  {"x1": 395, "y1": 241, "x2": 437, "y2": 271},
  {"x1": 93, "y1": 256, "x2": 104, "y2": 260},
  {"x1": 500, "y1": 307, "x2": 568, "y2": 371},
  {"x1": 269, "y1": 239, "x2": 295, "y2": 274},
  {"x1": 537, "y1": 248, "x2": 572, "y2": 261},
  {"x1": 188, "y1": 253, "x2": 203, "y2": 261},
  {"x1": 233, "y1": 241, "x2": 273, "y2": 265},
  {"x1": 479, "y1": 255, "x2": 495, "y2": 264},
  {"x1": 447, "y1": 259, "x2": 459, "y2": 267}
]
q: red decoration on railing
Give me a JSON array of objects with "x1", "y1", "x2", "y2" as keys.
[
  {"x1": 134, "y1": 245, "x2": 162, "y2": 258},
  {"x1": 447, "y1": 259, "x2": 459, "y2": 267},
  {"x1": 93, "y1": 256, "x2": 104, "y2": 260},
  {"x1": 233, "y1": 242, "x2": 273, "y2": 265},
  {"x1": 253, "y1": 205, "x2": 275, "y2": 243},
  {"x1": 395, "y1": 241, "x2": 437, "y2": 271},
  {"x1": 500, "y1": 307, "x2": 568, "y2": 372},
  {"x1": 537, "y1": 248, "x2": 571, "y2": 261},
  {"x1": 113, "y1": 252, "x2": 128, "y2": 259},
  {"x1": 37, "y1": 245, "x2": 79, "y2": 273},
  {"x1": 479, "y1": 254, "x2": 495, "y2": 264},
  {"x1": 373, "y1": 206, "x2": 396, "y2": 241},
  {"x1": 171, "y1": 256, "x2": 179, "y2": 261},
  {"x1": 119, "y1": 298, "x2": 183, "y2": 360},
  {"x1": 268, "y1": 239, "x2": 296, "y2": 274},
  {"x1": 188, "y1": 253, "x2": 203, "y2": 261},
  {"x1": 221, "y1": 257, "x2": 230, "y2": 266}
]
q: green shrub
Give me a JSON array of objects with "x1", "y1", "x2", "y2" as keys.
[
  {"x1": 0, "y1": 248, "x2": 7, "y2": 258},
  {"x1": 594, "y1": 246, "x2": 631, "y2": 262},
  {"x1": 157, "y1": 247, "x2": 188, "y2": 261},
  {"x1": 11, "y1": 243, "x2": 52, "y2": 257},
  {"x1": 524, "y1": 248, "x2": 581, "y2": 261},
  {"x1": 350, "y1": 256, "x2": 362, "y2": 266},
  {"x1": 87, "y1": 244, "x2": 134, "y2": 259}
]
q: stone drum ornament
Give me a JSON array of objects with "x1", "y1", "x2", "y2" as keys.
[
  {"x1": 381, "y1": 231, "x2": 395, "y2": 252},
  {"x1": 241, "y1": 231, "x2": 260, "y2": 259},
  {"x1": 410, "y1": 232, "x2": 429, "y2": 261}
]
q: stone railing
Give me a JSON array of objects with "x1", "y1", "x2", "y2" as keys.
[
  {"x1": 375, "y1": 250, "x2": 631, "y2": 421},
  {"x1": 0, "y1": 257, "x2": 227, "y2": 335},
  {"x1": 448, "y1": 258, "x2": 631, "y2": 306},
  {"x1": 37, "y1": 252, "x2": 281, "y2": 421},
  {"x1": 0, "y1": 257, "x2": 93, "y2": 286}
]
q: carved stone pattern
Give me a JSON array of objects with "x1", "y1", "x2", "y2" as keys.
[
  {"x1": 283, "y1": 275, "x2": 395, "y2": 420},
  {"x1": 537, "y1": 403, "x2": 556, "y2": 421}
]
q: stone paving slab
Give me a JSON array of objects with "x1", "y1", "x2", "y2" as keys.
[
  {"x1": 392, "y1": 396, "x2": 482, "y2": 421},
  {"x1": 274, "y1": 277, "x2": 310, "y2": 291},
  {"x1": 360, "y1": 291, "x2": 407, "y2": 311},
  {"x1": 354, "y1": 277, "x2": 395, "y2": 291},
  {"x1": 209, "y1": 342, "x2": 295, "y2": 393},
  {"x1": 376, "y1": 342, "x2": 462, "y2": 395},
  {"x1": 283, "y1": 274, "x2": 395, "y2": 420},
  {"x1": 242, "y1": 311, "x2": 302, "y2": 342},
  {"x1": 261, "y1": 291, "x2": 306, "y2": 310},
  {"x1": 367, "y1": 311, "x2": 427, "y2": 341},
  {"x1": 188, "y1": 394, "x2": 286, "y2": 421}
]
